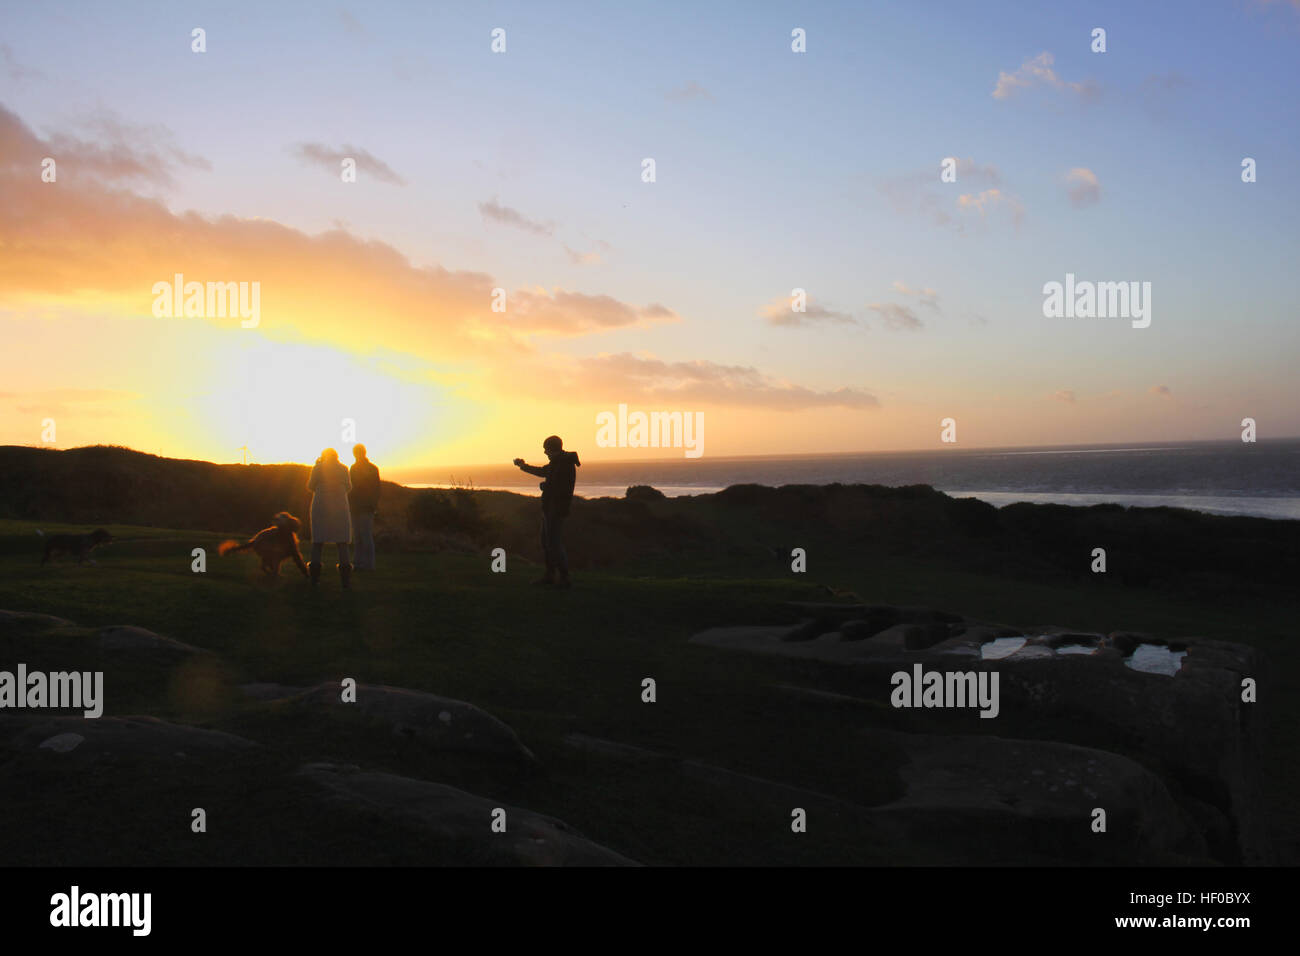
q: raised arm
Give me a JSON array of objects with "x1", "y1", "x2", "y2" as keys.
[{"x1": 517, "y1": 461, "x2": 549, "y2": 479}]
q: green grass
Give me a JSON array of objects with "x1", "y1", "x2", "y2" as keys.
[{"x1": 1, "y1": 518, "x2": 1294, "y2": 865}]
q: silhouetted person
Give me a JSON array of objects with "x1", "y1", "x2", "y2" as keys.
[
  {"x1": 307, "y1": 447, "x2": 352, "y2": 588},
  {"x1": 349, "y1": 443, "x2": 380, "y2": 571},
  {"x1": 513, "y1": 435, "x2": 580, "y2": 588}
]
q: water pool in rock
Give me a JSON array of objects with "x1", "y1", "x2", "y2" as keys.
[
  {"x1": 1054, "y1": 643, "x2": 1097, "y2": 656},
  {"x1": 1125, "y1": 643, "x2": 1187, "y2": 676},
  {"x1": 980, "y1": 636, "x2": 1027, "y2": 659}
]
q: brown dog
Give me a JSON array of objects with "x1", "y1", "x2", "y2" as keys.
[
  {"x1": 218, "y1": 512, "x2": 309, "y2": 578},
  {"x1": 38, "y1": 528, "x2": 113, "y2": 565}
]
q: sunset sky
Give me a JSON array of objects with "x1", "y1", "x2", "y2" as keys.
[{"x1": 2, "y1": 0, "x2": 1298, "y2": 468}]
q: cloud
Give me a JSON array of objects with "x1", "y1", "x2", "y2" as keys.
[
  {"x1": 554, "y1": 353, "x2": 879, "y2": 410},
  {"x1": 864, "y1": 303, "x2": 923, "y2": 331},
  {"x1": 339, "y1": 9, "x2": 365, "y2": 35},
  {"x1": 1062, "y1": 167, "x2": 1101, "y2": 207},
  {"x1": 665, "y1": 82, "x2": 712, "y2": 102},
  {"x1": 1, "y1": 104, "x2": 870, "y2": 415},
  {"x1": 32, "y1": 111, "x2": 211, "y2": 187},
  {"x1": 879, "y1": 174, "x2": 952, "y2": 226},
  {"x1": 948, "y1": 158, "x2": 1001, "y2": 187},
  {"x1": 10, "y1": 388, "x2": 141, "y2": 418},
  {"x1": 1139, "y1": 72, "x2": 1190, "y2": 119},
  {"x1": 1149, "y1": 384, "x2": 1172, "y2": 397},
  {"x1": 480, "y1": 200, "x2": 611, "y2": 266},
  {"x1": 956, "y1": 188, "x2": 1024, "y2": 225},
  {"x1": 891, "y1": 280, "x2": 940, "y2": 311},
  {"x1": 0, "y1": 105, "x2": 670, "y2": 354},
  {"x1": 1, "y1": 43, "x2": 43, "y2": 84},
  {"x1": 506, "y1": 291, "x2": 679, "y2": 335},
  {"x1": 563, "y1": 245, "x2": 603, "y2": 266},
  {"x1": 881, "y1": 159, "x2": 1019, "y2": 230},
  {"x1": 564, "y1": 238, "x2": 612, "y2": 267},
  {"x1": 1052, "y1": 389, "x2": 1077, "y2": 404},
  {"x1": 992, "y1": 52, "x2": 1098, "y2": 102},
  {"x1": 760, "y1": 294, "x2": 856, "y2": 327},
  {"x1": 291, "y1": 142, "x2": 406, "y2": 185},
  {"x1": 478, "y1": 198, "x2": 555, "y2": 237}
]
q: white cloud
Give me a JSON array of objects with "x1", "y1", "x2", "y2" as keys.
[
  {"x1": 992, "y1": 52, "x2": 1098, "y2": 101},
  {"x1": 293, "y1": 142, "x2": 405, "y2": 185},
  {"x1": 760, "y1": 294, "x2": 856, "y2": 327},
  {"x1": 1063, "y1": 167, "x2": 1101, "y2": 207},
  {"x1": 956, "y1": 188, "x2": 1024, "y2": 225}
]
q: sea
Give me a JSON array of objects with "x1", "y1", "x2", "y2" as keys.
[{"x1": 390, "y1": 439, "x2": 1300, "y2": 521}]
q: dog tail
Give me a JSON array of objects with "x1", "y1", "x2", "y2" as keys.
[{"x1": 218, "y1": 539, "x2": 250, "y2": 556}]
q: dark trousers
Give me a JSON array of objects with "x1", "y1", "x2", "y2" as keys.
[{"x1": 541, "y1": 510, "x2": 568, "y2": 575}]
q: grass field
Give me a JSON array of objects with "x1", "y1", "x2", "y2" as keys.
[{"x1": 1, "y1": 514, "x2": 1295, "y2": 865}]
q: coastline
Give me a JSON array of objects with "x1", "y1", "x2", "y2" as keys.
[{"x1": 407, "y1": 482, "x2": 1300, "y2": 521}]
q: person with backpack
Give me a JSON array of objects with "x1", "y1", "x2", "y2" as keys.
[{"x1": 513, "y1": 435, "x2": 580, "y2": 588}]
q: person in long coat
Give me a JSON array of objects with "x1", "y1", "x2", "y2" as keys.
[{"x1": 307, "y1": 447, "x2": 353, "y2": 588}]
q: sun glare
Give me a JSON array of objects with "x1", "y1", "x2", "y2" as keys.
[{"x1": 188, "y1": 337, "x2": 449, "y2": 466}]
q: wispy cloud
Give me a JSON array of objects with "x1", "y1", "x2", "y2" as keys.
[
  {"x1": 10, "y1": 388, "x2": 141, "y2": 418},
  {"x1": 506, "y1": 292, "x2": 678, "y2": 335},
  {"x1": 478, "y1": 198, "x2": 555, "y2": 237},
  {"x1": 892, "y1": 280, "x2": 940, "y2": 312},
  {"x1": 563, "y1": 245, "x2": 603, "y2": 266},
  {"x1": 291, "y1": 142, "x2": 406, "y2": 185},
  {"x1": 1139, "y1": 72, "x2": 1190, "y2": 119},
  {"x1": 0, "y1": 106, "x2": 667, "y2": 351},
  {"x1": 1052, "y1": 389, "x2": 1077, "y2": 404},
  {"x1": 1, "y1": 43, "x2": 43, "y2": 84},
  {"x1": 956, "y1": 188, "x2": 1024, "y2": 225},
  {"x1": 339, "y1": 9, "x2": 365, "y2": 36},
  {"x1": 0, "y1": 104, "x2": 878, "y2": 428},
  {"x1": 1149, "y1": 384, "x2": 1172, "y2": 398},
  {"x1": 480, "y1": 199, "x2": 611, "y2": 265},
  {"x1": 992, "y1": 52, "x2": 1098, "y2": 102},
  {"x1": 556, "y1": 353, "x2": 879, "y2": 410},
  {"x1": 760, "y1": 294, "x2": 856, "y2": 327},
  {"x1": 864, "y1": 302, "x2": 923, "y2": 331},
  {"x1": 1062, "y1": 168, "x2": 1101, "y2": 207},
  {"x1": 38, "y1": 111, "x2": 211, "y2": 187},
  {"x1": 881, "y1": 159, "x2": 1020, "y2": 230},
  {"x1": 665, "y1": 81, "x2": 712, "y2": 102},
  {"x1": 948, "y1": 158, "x2": 1001, "y2": 187}
]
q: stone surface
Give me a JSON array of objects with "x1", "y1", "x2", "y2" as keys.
[
  {"x1": 688, "y1": 601, "x2": 1265, "y2": 863},
  {"x1": 298, "y1": 762, "x2": 634, "y2": 866},
  {"x1": 94, "y1": 625, "x2": 205, "y2": 657},
  {"x1": 0, "y1": 609, "x2": 75, "y2": 629},
  {"x1": 0, "y1": 714, "x2": 258, "y2": 766},
  {"x1": 867, "y1": 729, "x2": 1207, "y2": 860},
  {"x1": 272, "y1": 682, "x2": 539, "y2": 765}
]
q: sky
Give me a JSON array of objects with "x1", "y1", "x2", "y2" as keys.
[{"x1": 1, "y1": 0, "x2": 1298, "y2": 468}]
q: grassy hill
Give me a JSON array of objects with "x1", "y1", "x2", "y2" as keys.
[{"x1": 0, "y1": 445, "x2": 1296, "y2": 865}]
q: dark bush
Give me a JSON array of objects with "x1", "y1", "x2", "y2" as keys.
[
  {"x1": 626, "y1": 485, "x2": 666, "y2": 501},
  {"x1": 407, "y1": 488, "x2": 489, "y2": 539}
]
